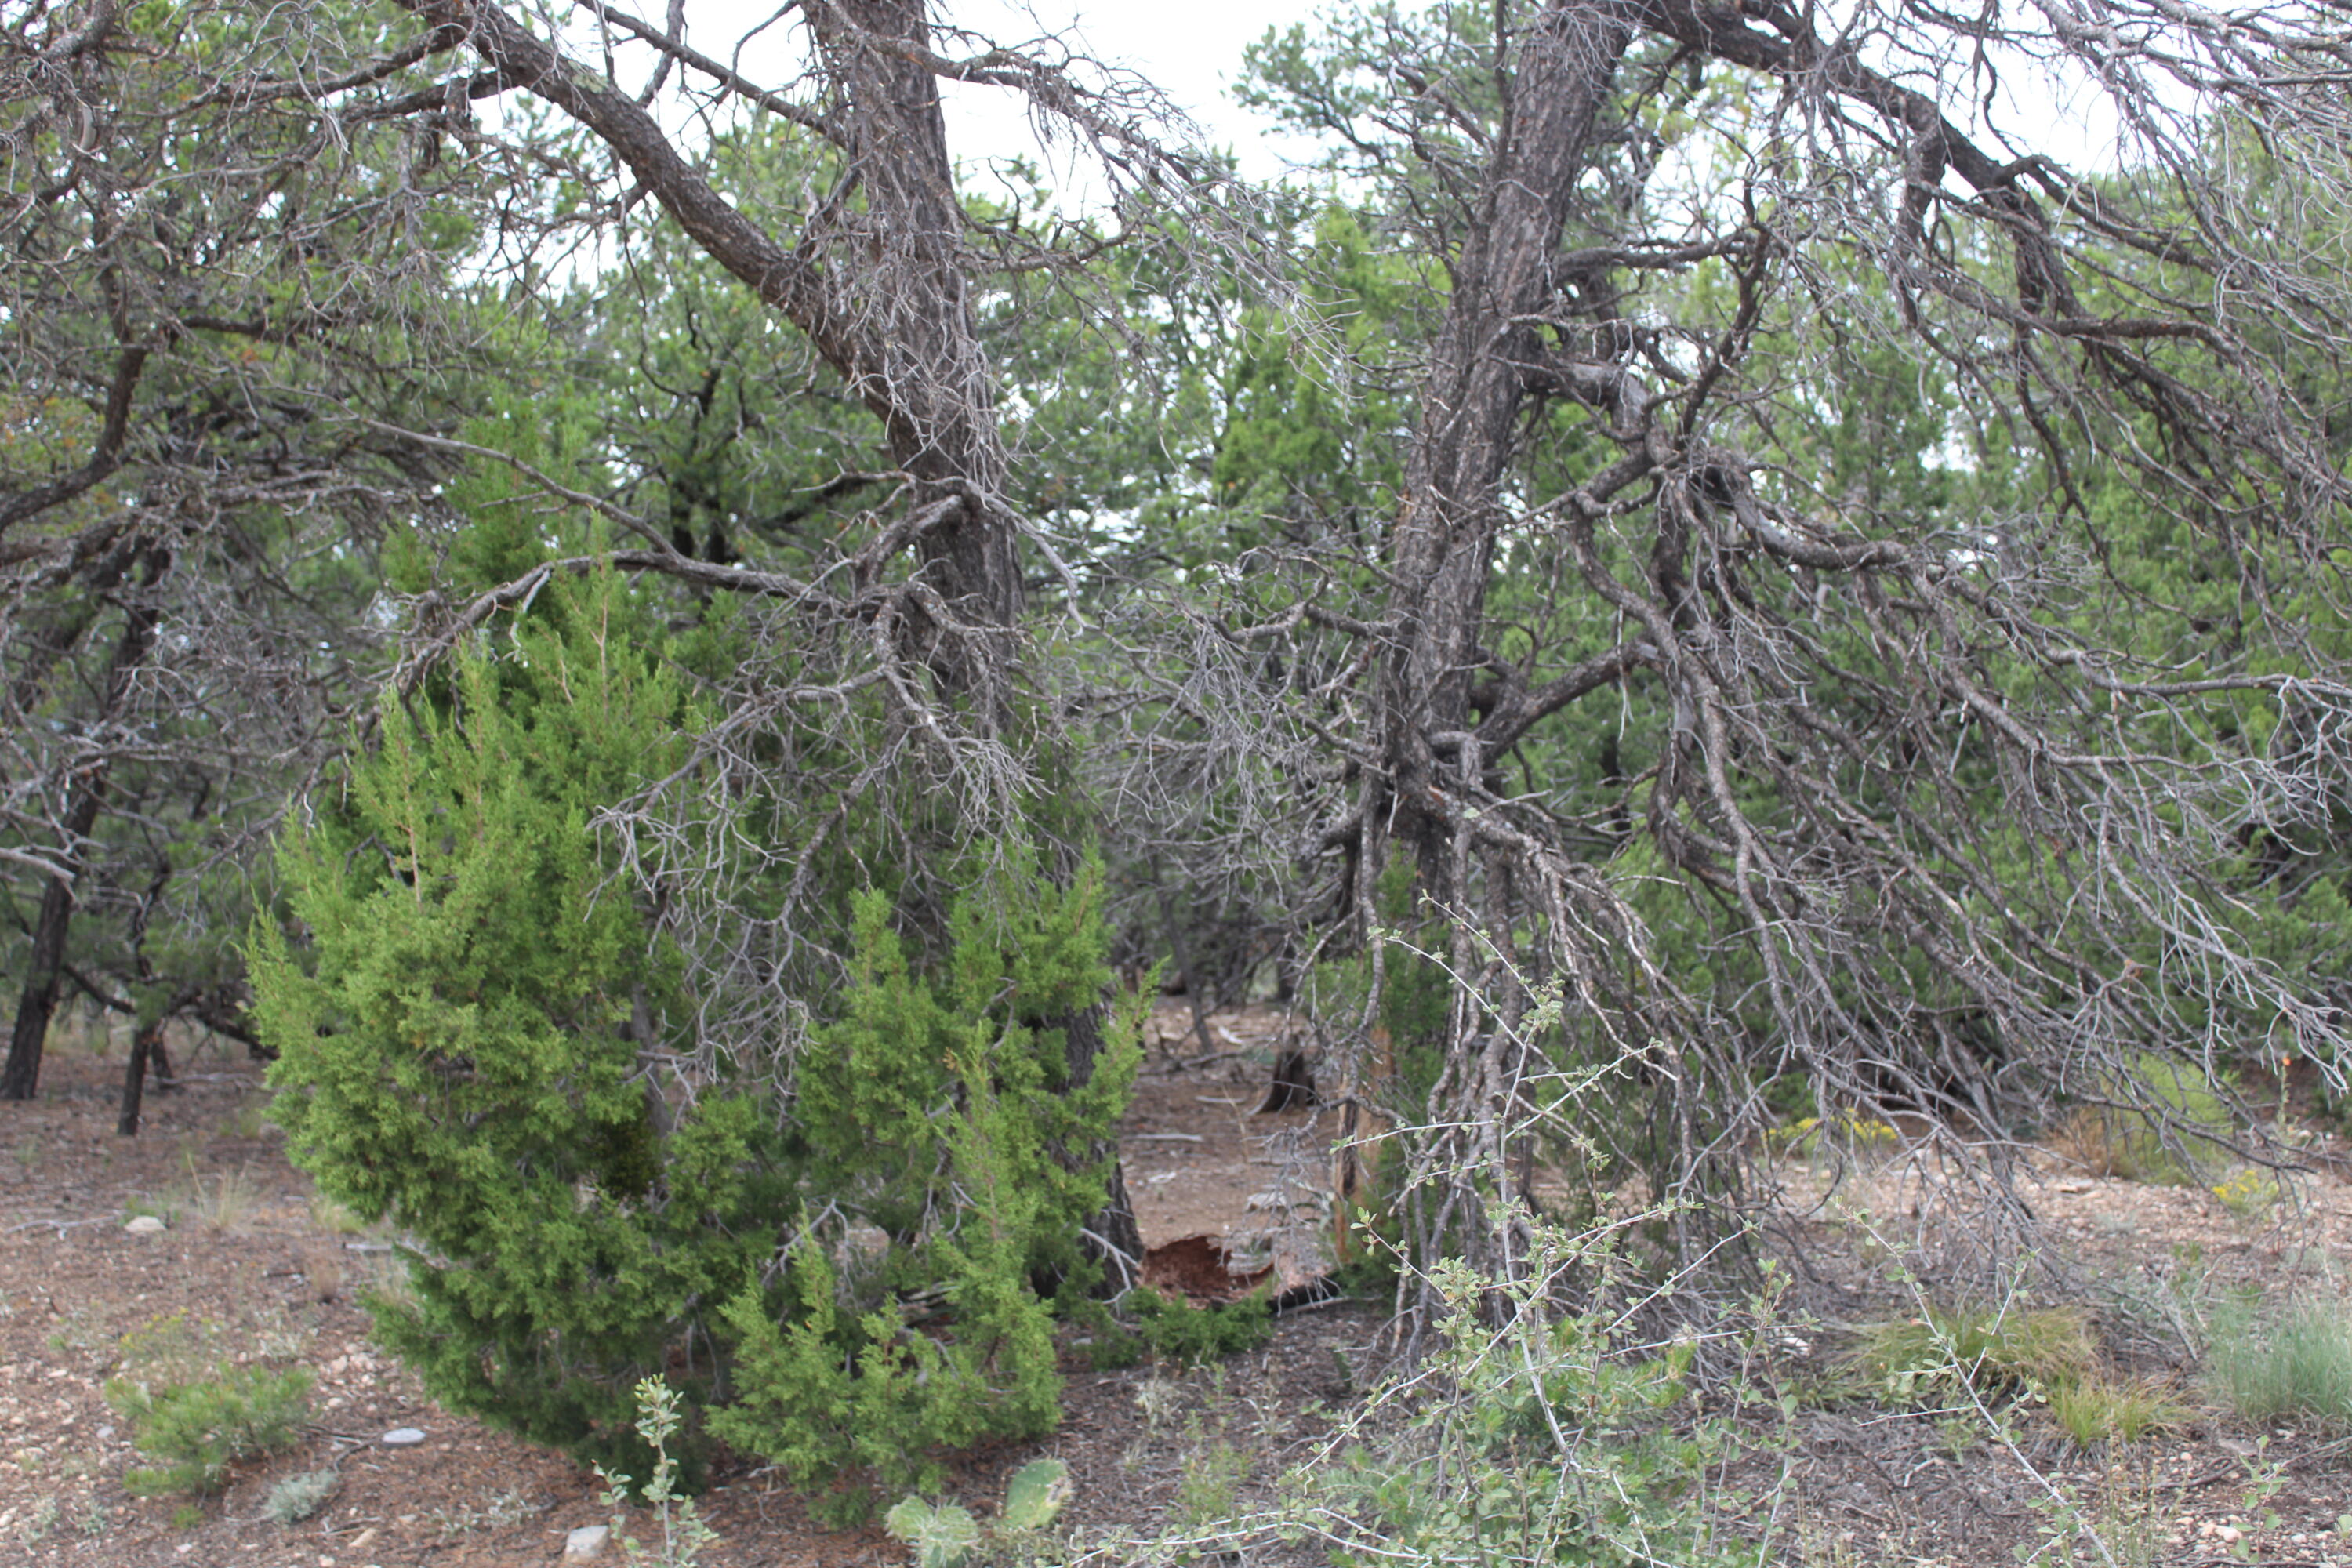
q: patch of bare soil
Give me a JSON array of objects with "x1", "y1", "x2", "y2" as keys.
[{"x1": 1127, "y1": 1003, "x2": 1343, "y2": 1290}]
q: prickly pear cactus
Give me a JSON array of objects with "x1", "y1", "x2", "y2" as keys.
[
  {"x1": 1000, "y1": 1459, "x2": 1073, "y2": 1532},
  {"x1": 883, "y1": 1496, "x2": 981, "y2": 1568}
]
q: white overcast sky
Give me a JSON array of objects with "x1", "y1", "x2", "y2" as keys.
[
  {"x1": 660, "y1": 0, "x2": 1341, "y2": 201},
  {"x1": 911, "y1": 2, "x2": 2130, "y2": 202},
  {"x1": 637, "y1": 0, "x2": 2127, "y2": 205},
  {"x1": 932, "y1": 1, "x2": 1337, "y2": 182}
]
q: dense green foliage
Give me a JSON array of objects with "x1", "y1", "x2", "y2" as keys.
[
  {"x1": 106, "y1": 1367, "x2": 312, "y2": 1498},
  {"x1": 1127, "y1": 1285, "x2": 1276, "y2": 1367},
  {"x1": 253, "y1": 574, "x2": 770, "y2": 1478},
  {"x1": 710, "y1": 869, "x2": 1142, "y2": 1519},
  {"x1": 16, "y1": 2, "x2": 2352, "y2": 1557},
  {"x1": 253, "y1": 571, "x2": 1140, "y2": 1506}
]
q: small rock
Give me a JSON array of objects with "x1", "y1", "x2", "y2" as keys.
[
  {"x1": 95, "y1": 1425, "x2": 113, "y2": 1442},
  {"x1": 379, "y1": 1427, "x2": 426, "y2": 1447},
  {"x1": 564, "y1": 1524, "x2": 612, "y2": 1561},
  {"x1": 124, "y1": 1215, "x2": 166, "y2": 1234}
]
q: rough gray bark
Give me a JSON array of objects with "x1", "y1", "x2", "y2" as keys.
[
  {"x1": 1377, "y1": 0, "x2": 1634, "y2": 895},
  {"x1": 804, "y1": 0, "x2": 1025, "y2": 683},
  {"x1": 405, "y1": 0, "x2": 1022, "y2": 705}
]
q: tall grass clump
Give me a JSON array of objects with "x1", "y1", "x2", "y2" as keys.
[
  {"x1": 2047, "y1": 1377, "x2": 2189, "y2": 1448},
  {"x1": 2204, "y1": 1294, "x2": 2352, "y2": 1428}
]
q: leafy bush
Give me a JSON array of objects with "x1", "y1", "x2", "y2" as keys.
[
  {"x1": 2204, "y1": 1294, "x2": 2352, "y2": 1428},
  {"x1": 255, "y1": 575, "x2": 1141, "y2": 1513},
  {"x1": 1173, "y1": 1440, "x2": 1250, "y2": 1532},
  {"x1": 104, "y1": 1367, "x2": 310, "y2": 1497},
  {"x1": 597, "y1": 1378, "x2": 721, "y2": 1568},
  {"x1": 1316, "y1": 1247, "x2": 1762, "y2": 1568},
  {"x1": 1128, "y1": 1285, "x2": 1274, "y2": 1367}
]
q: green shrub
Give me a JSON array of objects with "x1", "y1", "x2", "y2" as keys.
[
  {"x1": 706, "y1": 866, "x2": 1140, "y2": 1522},
  {"x1": 104, "y1": 1367, "x2": 310, "y2": 1497},
  {"x1": 1319, "y1": 1250, "x2": 1759, "y2": 1568},
  {"x1": 2060, "y1": 1053, "x2": 2235, "y2": 1185},
  {"x1": 2204, "y1": 1294, "x2": 2352, "y2": 1428},
  {"x1": 255, "y1": 577, "x2": 773, "y2": 1486},
  {"x1": 255, "y1": 574, "x2": 1142, "y2": 1512},
  {"x1": 1850, "y1": 1304, "x2": 2095, "y2": 1403},
  {"x1": 1174, "y1": 1440, "x2": 1250, "y2": 1532},
  {"x1": 1128, "y1": 1285, "x2": 1274, "y2": 1367}
]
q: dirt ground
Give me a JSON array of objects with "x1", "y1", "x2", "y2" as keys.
[
  {"x1": 0, "y1": 1004, "x2": 1364, "y2": 1568},
  {"x1": 2, "y1": 1004, "x2": 2351, "y2": 1567},
  {"x1": 1744, "y1": 1134, "x2": 2352, "y2": 1568}
]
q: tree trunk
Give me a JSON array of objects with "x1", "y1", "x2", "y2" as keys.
[
  {"x1": 0, "y1": 792, "x2": 97, "y2": 1101},
  {"x1": 117, "y1": 1013, "x2": 176, "y2": 1137},
  {"x1": 1376, "y1": 0, "x2": 1632, "y2": 896},
  {"x1": 804, "y1": 0, "x2": 1139, "y2": 1265},
  {"x1": 807, "y1": 0, "x2": 1024, "y2": 652},
  {"x1": 416, "y1": 0, "x2": 1025, "y2": 706},
  {"x1": 1339, "y1": 3, "x2": 1632, "y2": 1295},
  {"x1": 2, "y1": 557, "x2": 161, "y2": 1102},
  {"x1": 1045, "y1": 1000, "x2": 1145, "y2": 1288}
]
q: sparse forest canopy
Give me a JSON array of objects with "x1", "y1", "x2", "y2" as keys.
[{"x1": 5, "y1": 0, "x2": 2352, "y2": 1526}]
